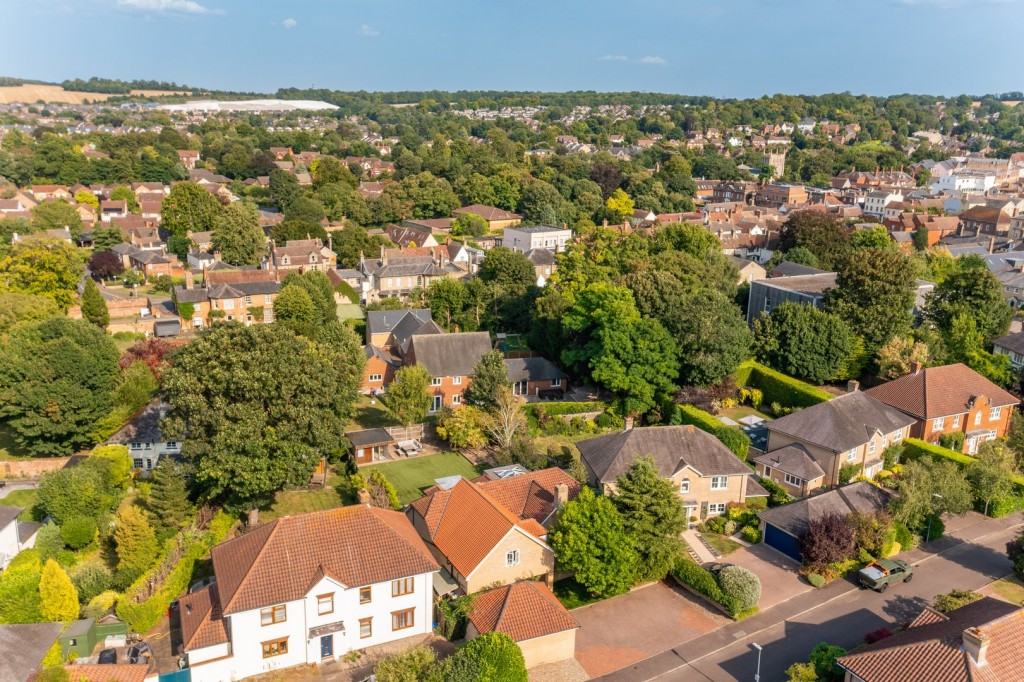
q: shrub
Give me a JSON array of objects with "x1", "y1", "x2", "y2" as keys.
[
  {"x1": 800, "y1": 512, "x2": 856, "y2": 573},
  {"x1": 786, "y1": 661, "x2": 818, "y2": 682},
  {"x1": 39, "y1": 559, "x2": 79, "y2": 622},
  {"x1": 374, "y1": 645, "x2": 440, "y2": 682},
  {"x1": 676, "y1": 404, "x2": 751, "y2": 460},
  {"x1": 864, "y1": 627, "x2": 893, "y2": 644},
  {"x1": 673, "y1": 559, "x2": 727, "y2": 603},
  {"x1": 857, "y1": 547, "x2": 874, "y2": 564},
  {"x1": 893, "y1": 521, "x2": 918, "y2": 551},
  {"x1": 882, "y1": 443, "x2": 904, "y2": 470},
  {"x1": 35, "y1": 523, "x2": 65, "y2": 561},
  {"x1": 60, "y1": 516, "x2": 97, "y2": 550},
  {"x1": 82, "y1": 590, "x2": 118, "y2": 619},
  {"x1": 938, "y1": 432, "x2": 966, "y2": 452},
  {"x1": 717, "y1": 565, "x2": 761, "y2": 612},
  {"x1": 839, "y1": 463, "x2": 862, "y2": 485},
  {"x1": 733, "y1": 360, "x2": 832, "y2": 409},
  {"x1": 71, "y1": 561, "x2": 113, "y2": 604},
  {"x1": 808, "y1": 642, "x2": 847, "y2": 682},
  {"x1": 454, "y1": 632, "x2": 527, "y2": 682},
  {"x1": 758, "y1": 477, "x2": 793, "y2": 507},
  {"x1": 934, "y1": 589, "x2": 982, "y2": 613},
  {"x1": 807, "y1": 573, "x2": 825, "y2": 588},
  {"x1": 740, "y1": 526, "x2": 761, "y2": 543}
]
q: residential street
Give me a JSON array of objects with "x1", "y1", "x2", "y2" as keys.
[{"x1": 598, "y1": 511, "x2": 1023, "y2": 682}]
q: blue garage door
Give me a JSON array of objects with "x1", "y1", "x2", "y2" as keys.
[{"x1": 764, "y1": 524, "x2": 802, "y2": 562}]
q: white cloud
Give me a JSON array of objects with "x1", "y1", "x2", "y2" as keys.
[
  {"x1": 282, "y1": 17, "x2": 297, "y2": 29},
  {"x1": 358, "y1": 24, "x2": 380, "y2": 37},
  {"x1": 117, "y1": 0, "x2": 218, "y2": 14},
  {"x1": 599, "y1": 55, "x2": 628, "y2": 62},
  {"x1": 638, "y1": 55, "x2": 668, "y2": 65}
]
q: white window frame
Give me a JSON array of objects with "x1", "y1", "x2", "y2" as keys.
[
  {"x1": 762, "y1": 466, "x2": 772, "y2": 478},
  {"x1": 933, "y1": 416, "x2": 945, "y2": 431},
  {"x1": 368, "y1": 374, "x2": 383, "y2": 382},
  {"x1": 868, "y1": 441, "x2": 876, "y2": 455},
  {"x1": 452, "y1": 394, "x2": 461, "y2": 405},
  {"x1": 452, "y1": 376, "x2": 462, "y2": 385},
  {"x1": 847, "y1": 448, "x2": 857, "y2": 462},
  {"x1": 784, "y1": 473, "x2": 801, "y2": 487},
  {"x1": 431, "y1": 377, "x2": 442, "y2": 387},
  {"x1": 893, "y1": 429, "x2": 903, "y2": 442},
  {"x1": 679, "y1": 478, "x2": 690, "y2": 494},
  {"x1": 975, "y1": 412, "x2": 982, "y2": 426},
  {"x1": 551, "y1": 378, "x2": 562, "y2": 387},
  {"x1": 505, "y1": 550, "x2": 520, "y2": 567},
  {"x1": 708, "y1": 503, "x2": 727, "y2": 515},
  {"x1": 952, "y1": 414, "x2": 961, "y2": 428},
  {"x1": 991, "y1": 406, "x2": 1002, "y2": 421},
  {"x1": 710, "y1": 476, "x2": 727, "y2": 490}
]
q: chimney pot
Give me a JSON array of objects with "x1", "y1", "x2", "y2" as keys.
[
  {"x1": 910, "y1": 360, "x2": 924, "y2": 375},
  {"x1": 962, "y1": 627, "x2": 990, "y2": 667},
  {"x1": 847, "y1": 380, "x2": 860, "y2": 393}
]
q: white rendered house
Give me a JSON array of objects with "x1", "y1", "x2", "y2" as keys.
[{"x1": 179, "y1": 505, "x2": 439, "y2": 682}]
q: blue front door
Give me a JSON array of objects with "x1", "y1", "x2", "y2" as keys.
[{"x1": 320, "y1": 634, "x2": 333, "y2": 659}]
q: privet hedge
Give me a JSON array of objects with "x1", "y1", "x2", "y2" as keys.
[
  {"x1": 734, "y1": 360, "x2": 832, "y2": 409},
  {"x1": 676, "y1": 405, "x2": 751, "y2": 461}
]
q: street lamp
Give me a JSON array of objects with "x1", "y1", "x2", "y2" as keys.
[
  {"x1": 925, "y1": 493, "x2": 942, "y2": 543},
  {"x1": 752, "y1": 642, "x2": 763, "y2": 682}
]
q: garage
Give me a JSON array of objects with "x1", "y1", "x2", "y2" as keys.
[{"x1": 763, "y1": 522, "x2": 802, "y2": 562}]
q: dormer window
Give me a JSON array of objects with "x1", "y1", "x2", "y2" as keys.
[{"x1": 282, "y1": 256, "x2": 290, "y2": 265}]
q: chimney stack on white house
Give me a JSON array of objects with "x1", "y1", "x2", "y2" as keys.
[{"x1": 962, "y1": 627, "x2": 990, "y2": 667}]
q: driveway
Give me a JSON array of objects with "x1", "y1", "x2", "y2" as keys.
[
  {"x1": 573, "y1": 581, "x2": 727, "y2": 678},
  {"x1": 727, "y1": 543, "x2": 812, "y2": 610}
]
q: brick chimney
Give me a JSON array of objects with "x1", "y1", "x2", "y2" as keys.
[
  {"x1": 213, "y1": 250, "x2": 222, "y2": 263},
  {"x1": 962, "y1": 627, "x2": 990, "y2": 667},
  {"x1": 910, "y1": 360, "x2": 924, "y2": 375},
  {"x1": 185, "y1": 270, "x2": 194, "y2": 290},
  {"x1": 847, "y1": 380, "x2": 860, "y2": 393},
  {"x1": 358, "y1": 488, "x2": 372, "y2": 507},
  {"x1": 554, "y1": 483, "x2": 569, "y2": 508},
  {"x1": 624, "y1": 417, "x2": 634, "y2": 431}
]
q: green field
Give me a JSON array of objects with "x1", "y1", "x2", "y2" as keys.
[{"x1": 365, "y1": 452, "x2": 483, "y2": 504}]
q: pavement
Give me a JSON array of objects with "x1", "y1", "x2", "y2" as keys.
[
  {"x1": 596, "y1": 510, "x2": 1023, "y2": 682},
  {"x1": 0, "y1": 480, "x2": 39, "y2": 499},
  {"x1": 573, "y1": 582, "x2": 728, "y2": 679},
  {"x1": 683, "y1": 530, "x2": 716, "y2": 564},
  {"x1": 726, "y1": 544, "x2": 810, "y2": 611}
]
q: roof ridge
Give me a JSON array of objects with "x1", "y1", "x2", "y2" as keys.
[
  {"x1": 368, "y1": 506, "x2": 438, "y2": 569},
  {"x1": 220, "y1": 520, "x2": 282, "y2": 614},
  {"x1": 493, "y1": 583, "x2": 516, "y2": 629}
]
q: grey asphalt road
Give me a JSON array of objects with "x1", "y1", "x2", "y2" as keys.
[{"x1": 603, "y1": 516, "x2": 1021, "y2": 682}]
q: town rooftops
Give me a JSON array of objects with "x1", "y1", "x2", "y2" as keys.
[
  {"x1": 453, "y1": 204, "x2": 522, "y2": 221},
  {"x1": 993, "y1": 332, "x2": 1024, "y2": 356},
  {"x1": 836, "y1": 597, "x2": 1023, "y2": 682},
  {"x1": 64, "y1": 663, "x2": 150, "y2": 682},
  {"x1": 865, "y1": 363, "x2": 1019, "y2": 420},
  {"x1": 366, "y1": 308, "x2": 433, "y2": 337},
  {"x1": 765, "y1": 391, "x2": 916, "y2": 453},
  {"x1": 769, "y1": 261, "x2": 830, "y2": 278},
  {"x1": 577, "y1": 425, "x2": 752, "y2": 484},
  {"x1": 468, "y1": 581, "x2": 579, "y2": 643},
  {"x1": 506, "y1": 224, "x2": 567, "y2": 234},
  {"x1": 758, "y1": 481, "x2": 893, "y2": 539},
  {"x1": 406, "y1": 331, "x2": 492, "y2": 378}
]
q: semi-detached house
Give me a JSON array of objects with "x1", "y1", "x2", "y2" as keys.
[{"x1": 179, "y1": 505, "x2": 439, "y2": 682}]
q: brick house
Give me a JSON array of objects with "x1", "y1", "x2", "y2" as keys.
[
  {"x1": 403, "y1": 332, "x2": 493, "y2": 413},
  {"x1": 172, "y1": 270, "x2": 281, "y2": 330},
  {"x1": 866, "y1": 362, "x2": 1019, "y2": 454},
  {"x1": 359, "y1": 246, "x2": 469, "y2": 303},
  {"x1": 270, "y1": 238, "x2": 335, "y2": 273},
  {"x1": 406, "y1": 468, "x2": 579, "y2": 595},
  {"x1": 757, "y1": 391, "x2": 916, "y2": 491},
  {"x1": 453, "y1": 204, "x2": 523, "y2": 231},
  {"x1": 577, "y1": 425, "x2": 767, "y2": 520},
  {"x1": 361, "y1": 344, "x2": 401, "y2": 395}
]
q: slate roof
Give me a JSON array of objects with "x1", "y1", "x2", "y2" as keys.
[
  {"x1": 468, "y1": 581, "x2": 579, "y2": 643},
  {"x1": 758, "y1": 272, "x2": 838, "y2": 294},
  {"x1": 836, "y1": 597, "x2": 1022, "y2": 682},
  {"x1": 758, "y1": 481, "x2": 893, "y2": 538},
  {"x1": 0, "y1": 506, "x2": 21, "y2": 529},
  {"x1": 346, "y1": 428, "x2": 395, "y2": 448},
  {"x1": 992, "y1": 332, "x2": 1024, "y2": 356},
  {"x1": 752, "y1": 445, "x2": 826, "y2": 481},
  {"x1": 0, "y1": 622, "x2": 63, "y2": 682},
  {"x1": 209, "y1": 505, "x2": 439, "y2": 617},
  {"x1": 504, "y1": 357, "x2": 567, "y2": 384},
  {"x1": 524, "y1": 248, "x2": 556, "y2": 265},
  {"x1": 365, "y1": 308, "x2": 432, "y2": 337},
  {"x1": 406, "y1": 332, "x2": 492, "y2": 378},
  {"x1": 18, "y1": 521, "x2": 42, "y2": 545},
  {"x1": 107, "y1": 400, "x2": 168, "y2": 445},
  {"x1": 769, "y1": 261, "x2": 829, "y2": 278},
  {"x1": 577, "y1": 425, "x2": 752, "y2": 484},
  {"x1": 765, "y1": 392, "x2": 916, "y2": 453},
  {"x1": 865, "y1": 363, "x2": 1019, "y2": 419}
]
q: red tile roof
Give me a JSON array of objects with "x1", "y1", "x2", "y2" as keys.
[
  {"x1": 865, "y1": 363, "x2": 1018, "y2": 419},
  {"x1": 178, "y1": 582, "x2": 230, "y2": 650},
  {"x1": 468, "y1": 581, "x2": 579, "y2": 643},
  {"x1": 211, "y1": 505, "x2": 438, "y2": 617},
  {"x1": 475, "y1": 468, "x2": 580, "y2": 526},
  {"x1": 65, "y1": 664, "x2": 149, "y2": 682}
]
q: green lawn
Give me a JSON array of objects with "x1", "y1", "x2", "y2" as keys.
[
  {"x1": 718, "y1": 406, "x2": 772, "y2": 424},
  {"x1": 553, "y1": 576, "x2": 605, "y2": 610},
  {"x1": 262, "y1": 472, "x2": 358, "y2": 522},
  {"x1": 988, "y1": 575, "x2": 1024, "y2": 605},
  {"x1": 703, "y1": 533, "x2": 743, "y2": 557},
  {"x1": 350, "y1": 395, "x2": 401, "y2": 431},
  {"x1": 1, "y1": 488, "x2": 42, "y2": 521},
  {"x1": 364, "y1": 453, "x2": 483, "y2": 505}
]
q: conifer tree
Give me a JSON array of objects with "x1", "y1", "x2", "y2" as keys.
[
  {"x1": 39, "y1": 559, "x2": 79, "y2": 623},
  {"x1": 147, "y1": 458, "x2": 190, "y2": 535},
  {"x1": 114, "y1": 505, "x2": 158, "y2": 576},
  {"x1": 81, "y1": 278, "x2": 109, "y2": 329}
]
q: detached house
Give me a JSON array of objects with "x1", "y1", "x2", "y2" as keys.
[
  {"x1": 269, "y1": 238, "x2": 336, "y2": 273},
  {"x1": 404, "y1": 332, "x2": 493, "y2": 412},
  {"x1": 0, "y1": 506, "x2": 41, "y2": 571},
  {"x1": 106, "y1": 400, "x2": 181, "y2": 476},
  {"x1": 866, "y1": 363, "x2": 1019, "y2": 454},
  {"x1": 172, "y1": 270, "x2": 282, "y2": 329},
  {"x1": 179, "y1": 506, "x2": 439, "y2": 682},
  {"x1": 406, "y1": 468, "x2": 579, "y2": 595},
  {"x1": 453, "y1": 204, "x2": 523, "y2": 231},
  {"x1": 577, "y1": 425, "x2": 765, "y2": 519},
  {"x1": 758, "y1": 391, "x2": 916, "y2": 491}
]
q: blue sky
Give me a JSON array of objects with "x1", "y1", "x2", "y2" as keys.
[{"x1": 3, "y1": 0, "x2": 1023, "y2": 97}]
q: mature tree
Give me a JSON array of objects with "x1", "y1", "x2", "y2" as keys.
[
  {"x1": 754, "y1": 302, "x2": 852, "y2": 384},
  {"x1": 605, "y1": 188, "x2": 635, "y2": 222},
  {"x1": 778, "y1": 210, "x2": 851, "y2": 270},
  {"x1": 934, "y1": 589, "x2": 983, "y2": 613},
  {"x1": 1009, "y1": 529, "x2": 1024, "y2": 580},
  {"x1": 0, "y1": 239, "x2": 84, "y2": 309},
  {"x1": 80, "y1": 278, "x2": 108, "y2": 329},
  {"x1": 768, "y1": 246, "x2": 820, "y2": 272},
  {"x1": 826, "y1": 247, "x2": 915, "y2": 352},
  {"x1": 875, "y1": 336, "x2": 930, "y2": 380},
  {"x1": 912, "y1": 226, "x2": 930, "y2": 252},
  {"x1": 451, "y1": 213, "x2": 488, "y2": 238},
  {"x1": 161, "y1": 323, "x2": 360, "y2": 512},
  {"x1": 285, "y1": 196, "x2": 327, "y2": 224},
  {"x1": 74, "y1": 189, "x2": 99, "y2": 210},
  {"x1": 270, "y1": 219, "x2": 328, "y2": 244},
  {"x1": 892, "y1": 457, "x2": 973, "y2": 531},
  {"x1": 478, "y1": 247, "x2": 536, "y2": 290},
  {"x1": 36, "y1": 458, "x2": 120, "y2": 525},
  {"x1": 269, "y1": 168, "x2": 301, "y2": 209},
  {"x1": 483, "y1": 386, "x2": 527, "y2": 453},
  {"x1": 110, "y1": 186, "x2": 139, "y2": 213},
  {"x1": 161, "y1": 181, "x2": 220, "y2": 239},
  {"x1": 87, "y1": 250, "x2": 124, "y2": 280},
  {"x1": 426, "y1": 278, "x2": 468, "y2": 331},
  {"x1": 967, "y1": 441, "x2": 1018, "y2": 516},
  {"x1": 549, "y1": 487, "x2": 639, "y2": 597},
  {"x1": 91, "y1": 226, "x2": 124, "y2": 251},
  {"x1": 0, "y1": 292, "x2": 58, "y2": 337},
  {"x1": 211, "y1": 201, "x2": 264, "y2": 266},
  {"x1": 926, "y1": 267, "x2": 1013, "y2": 341},
  {"x1": 0, "y1": 317, "x2": 119, "y2": 456},
  {"x1": 113, "y1": 505, "x2": 158, "y2": 577},
  {"x1": 434, "y1": 406, "x2": 488, "y2": 449},
  {"x1": 463, "y1": 350, "x2": 509, "y2": 410},
  {"x1": 38, "y1": 559, "x2": 78, "y2": 623},
  {"x1": 850, "y1": 225, "x2": 895, "y2": 250},
  {"x1": 146, "y1": 458, "x2": 191, "y2": 536},
  {"x1": 312, "y1": 156, "x2": 357, "y2": 189},
  {"x1": 31, "y1": 200, "x2": 83, "y2": 239},
  {"x1": 799, "y1": 512, "x2": 855, "y2": 572},
  {"x1": 613, "y1": 457, "x2": 687, "y2": 581},
  {"x1": 675, "y1": 289, "x2": 752, "y2": 386},
  {"x1": 280, "y1": 270, "x2": 337, "y2": 328},
  {"x1": 654, "y1": 222, "x2": 721, "y2": 259},
  {"x1": 452, "y1": 632, "x2": 527, "y2": 682},
  {"x1": 273, "y1": 284, "x2": 317, "y2": 329},
  {"x1": 332, "y1": 224, "x2": 393, "y2": 269},
  {"x1": 381, "y1": 365, "x2": 433, "y2": 426}
]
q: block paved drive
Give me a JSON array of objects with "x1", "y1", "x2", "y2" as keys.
[{"x1": 726, "y1": 543, "x2": 811, "y2": 611}]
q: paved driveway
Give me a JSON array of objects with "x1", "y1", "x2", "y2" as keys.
[
  {"x1": 573, "y1": 581, "x2": 727, "y2": 678},
  {"x1": 726, "y1": 543, "x2": 812, "y2": 611}
]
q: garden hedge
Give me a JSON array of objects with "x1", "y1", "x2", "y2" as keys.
[
  {"x1": 733, "y1": 360, "x2": 832, "y2": 409},
  {"x1": 671, "y1": 559, "x2": 744, "y2": 618},
  {"x1": 676, "y1": 405, "x2": 751, "y2": 461}
]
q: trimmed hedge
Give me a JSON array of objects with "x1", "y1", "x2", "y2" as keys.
[
  {"x1": 672, "y1": 559, "x2": 744, "y2": 618},
  {"x1": 676, "y1": 405, "x2": 751, "y2": 461},
  {"x1": 117, "y1": 511, "x2": 234, "y2": 633},
  {"x1": 734, "y1": 360, "x2": 832, "y2": 409}
]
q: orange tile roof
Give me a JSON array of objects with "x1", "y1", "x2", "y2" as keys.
[
  {"x1": 65, "y1": 664, "x2": 149, "y2": 682},
  {"x1": 468, "y1": 581, "x2": 578, "y2": 643},
  {"x1": 212, "y1": 505, "x2": 438, "y2": 616},
  {"x1": 178, "y1": 583, "x2": 229, "y2": 650},
  {"x1": 475, "y1": 468, "x2": 580, "y2": 526},
  {"x1": 865, "y1": 363, "x2": 1018, "y2": 419}
]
